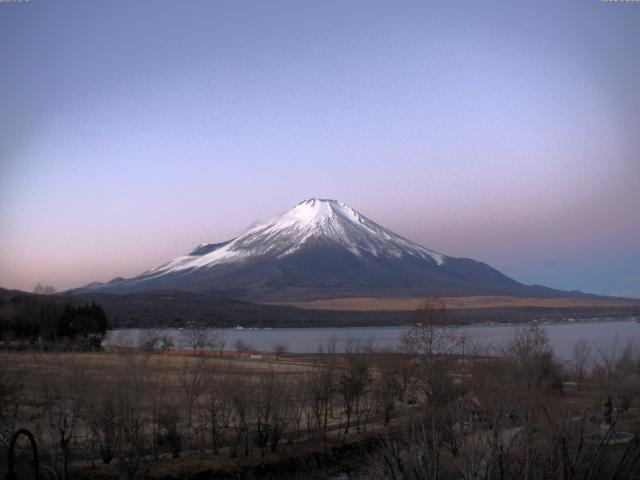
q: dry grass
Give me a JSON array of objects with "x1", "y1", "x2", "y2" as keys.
[
  {"x1": 272, "y1": 295, "x2": 640, "y2": 311},
  {"x1": 0, "y1": 351, "x2": 315, "y2": 401}
]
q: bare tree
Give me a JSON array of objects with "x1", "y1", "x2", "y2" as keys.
[
  {"x1": 612, "y1": 341, "x2": 640, "y2": 414},
  {"x1": 273, "y1": 342, "x2": 288, "y2": 359},
  {"x1": 182, "y1": 320, "x2": 210, "y2": 355},
  {"x1": 148, "y1": 363, "x2": 170, "y2": 460},
  {"x1": 376, "y1": 416, "x2": 445, "y2": 480},
  {"x1": 0, "y1": 365, "x2": 22, "y2": 447},
  {"x1": 594, "y1": 339, "x2": 640, "y2": 415},
  {"x1": 571, "y1": 339, "x2": 592, "y2": 380},
  {"x1": 401, "y1": 297, "x2": 458, "y2": 361},
  {"x1": 210, "y1": 330, "x2": 227, "y2": 356},
  {"x1": 288, "y1": 374, "x2": 308, "y2": 441},
  {"x1": 202, "y1": 366, "x2": 234, "y2": 454},
  {"x1": 501, "y1": 324, "x2": 559, "y2": 391},
  {"x1": 230, "y1": 378, "x2": 251, "y2": 457},
  {"x1": 113, "y1": 353, "x2": 153, "y2": 479},
  {"x1": 177, "y1": 357, "x2": 206, "y2": 449},
  {"x1": 305, "y1": 357, "x2": 337, "y2": 441},
  {"x1": 400, "y1": 298, "x2": 460, "y2": 408},
  {"x1": 33, "y1": 353, "x2": 85, "y2": 480},
  {"x1": 138, "y1": 329, "x2": 161, "y2": 352},
  {"x1": 373, "y1": 353, "x2": 404, "y2": 425},
  {"x1": 233, "y1": 339, "x2": 252, "y2": 357},
  {"x1": 251, "y1": 370, "x2": 290, "y2": 454},
  {"x1": 339, "y1": 342, "x2": 371, "y2": 434},
  {"x1": 85, "y1": 393, "x2": 120, "y2": 464}
]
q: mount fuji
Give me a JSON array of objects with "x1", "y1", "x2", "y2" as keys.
[{"x1": 81, "y1": 199, "x2": 568, "y2": 301}]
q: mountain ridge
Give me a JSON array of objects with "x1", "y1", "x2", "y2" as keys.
[{"x1": 77, "y1": 199, "x2": 594, "y2": 301}]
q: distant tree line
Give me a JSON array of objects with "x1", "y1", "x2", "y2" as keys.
[{"x1": 0, "y1": 291, "x2": 109, "y2": 349}]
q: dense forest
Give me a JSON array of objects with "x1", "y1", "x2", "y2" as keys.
[{"x1": 0, "y1": 293, "x2": 109, "y2": 349}]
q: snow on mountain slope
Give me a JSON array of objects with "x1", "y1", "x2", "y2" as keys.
[
  {"x1": 79, "y1": 198, "x2": 549, "y2": 301},
  {"x1": 143, "y1": 199, "x2": 445, "y2": 279}
]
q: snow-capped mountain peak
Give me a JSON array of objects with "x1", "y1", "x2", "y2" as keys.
[
  {"x1": 80, "y1": 198, "x2": 534, "y2": 301},
  {"x1": 144, "y1": 199, "x2": 445, "y2": 278},
  {"x1": 250, "y1": 198, "x2": 368, "y2": 238}
]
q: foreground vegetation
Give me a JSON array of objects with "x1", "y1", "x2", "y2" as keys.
[{"x1": 1, "y1": 299, "x2": 639, "y2": 479}]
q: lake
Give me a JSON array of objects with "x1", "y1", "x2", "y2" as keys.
[{"x1": 104, "y1": 318, "x2": 640, "y2": 361}]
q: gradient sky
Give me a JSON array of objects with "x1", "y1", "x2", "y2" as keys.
[{"x1": 1, "y1": 0, "x2": 639, "y2": 297}]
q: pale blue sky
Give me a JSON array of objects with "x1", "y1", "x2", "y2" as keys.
[{"x1": 1, "y1": 0, "x2": 639, "y2": 297}]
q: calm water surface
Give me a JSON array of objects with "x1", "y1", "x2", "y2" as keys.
[{"x1": 104, "y1": 319, "x2": 640, "y2": 361}]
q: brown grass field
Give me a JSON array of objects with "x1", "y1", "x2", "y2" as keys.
[
  {"x1": 2, "y1": 342, "x2": 640, "y2": 479},
  {"x1": 0, "y1": 351, "x2": 315, "y2": 395},
  {"x1": 272, "y1": 295, "x2": 640, "y2": 311}
]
